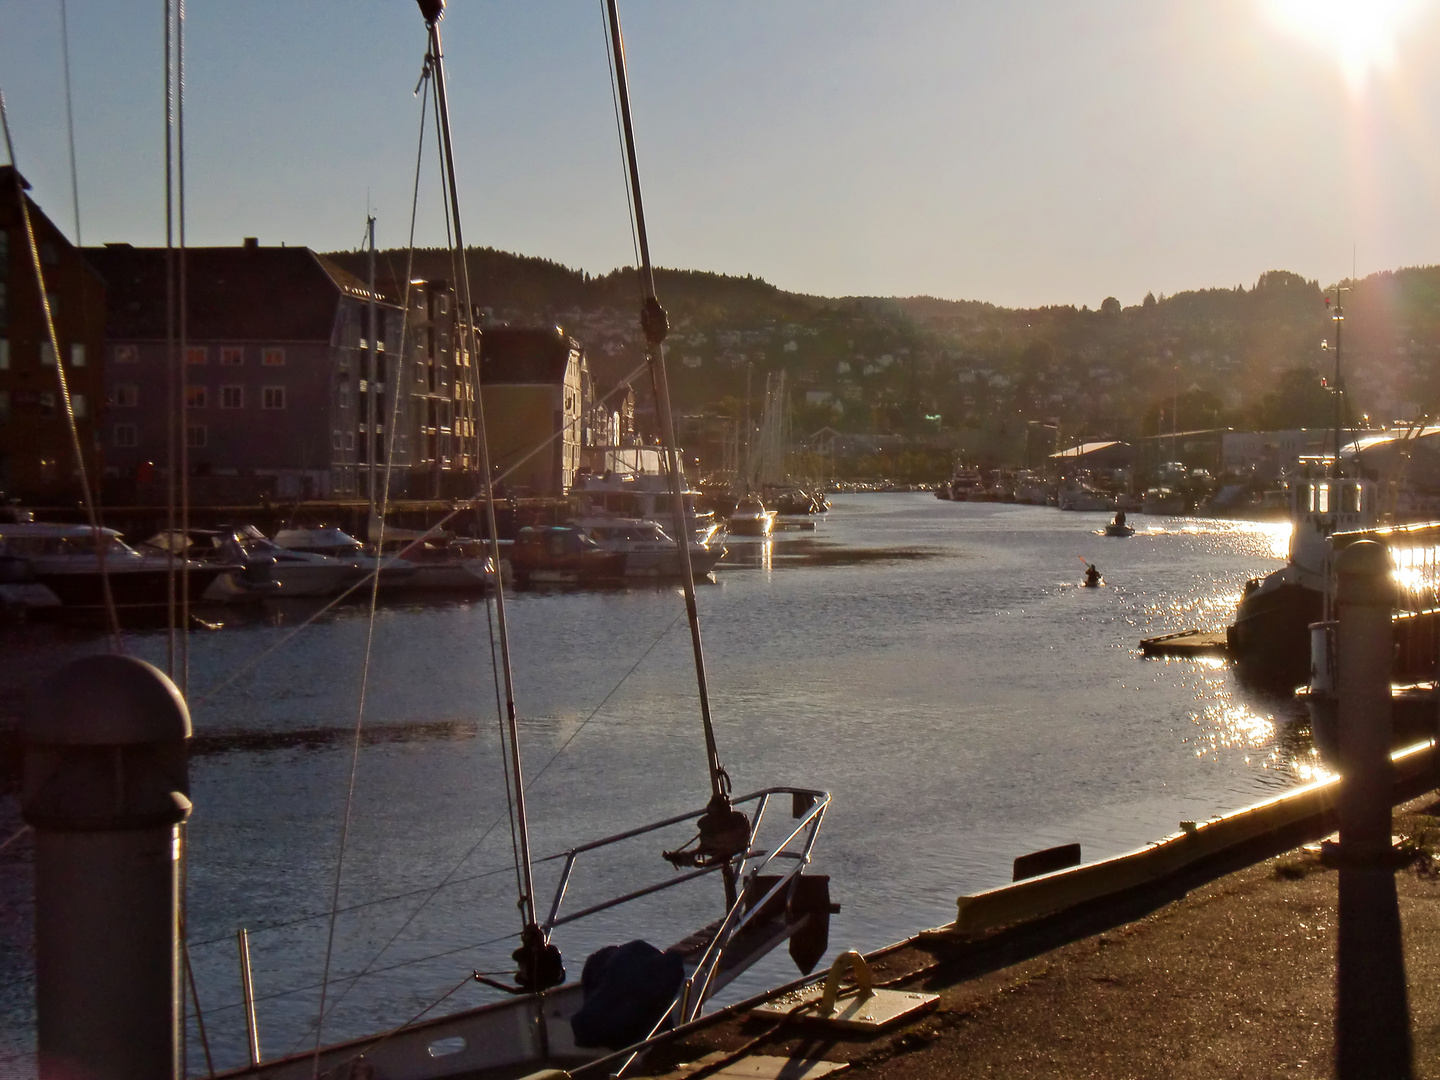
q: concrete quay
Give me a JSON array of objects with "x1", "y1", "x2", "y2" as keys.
[{"x1": 638, "y1": 790, "x2": 1440, "y2": 1080}]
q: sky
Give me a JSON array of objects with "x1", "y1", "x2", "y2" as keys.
[{"x1": 2, "y1": 0, "x2": 1439, "y2": 309}]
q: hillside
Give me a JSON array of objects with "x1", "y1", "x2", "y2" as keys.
[{"x1": 325, "y1": 247, "x2": 1440, "y2": 454}]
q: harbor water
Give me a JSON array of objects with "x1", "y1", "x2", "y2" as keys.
[{"x1": 0, "y1": 493, "x2": 1308, "y2": 1073}]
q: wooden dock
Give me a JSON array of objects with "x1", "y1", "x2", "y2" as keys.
[{"x1": 1139, "y1": 627, "x2": 1231, "y2": 658}]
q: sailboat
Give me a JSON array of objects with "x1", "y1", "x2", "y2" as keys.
[{"x1": 220, "y1": 3, "x2": 835, "y2": 1077}]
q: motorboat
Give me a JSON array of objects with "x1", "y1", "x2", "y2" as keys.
[
  {"x1": 1141, "y1": 487, "x2": 1187, "y2": 515},
  {"x1": 573, "y1": 462, "x2": 722, "y2": 546},
  {"x1": 273, "y1": 526, "x2": 418, "y2": 588},
  {"x1": 226, "y1": 525, "x2": 355, "y2": 598},
  {"x1": 1104, "y1": 513, "x2": 1135, "y2": 537},
  {"x1": 142, "y1": 528, "x2": 281, "y2": 603},
  {"x1": 509, "y1": 524, "x2": 627, "y2": 585},
  {"x1": 726, "y1": 494, "x2": 777, "y2": 538},
  {"x1": 367, "y1": 515, "x2": 497, "y2": 592},
  {"x1": 0, "y1": 521, "x2": 232, "y2": 612},
  {"x1": 1229, "y1": 470, "x2": 1377, "y2": 686},
  {"x1": 572, "y1": 516, "x2": 724, "y2": 578},
  {"x1": 1058, "y1": 483, "x2": 1117, "y2": 512},
  {"x1": 0, "y1": 555, "x2": 61, "y2": 613}
]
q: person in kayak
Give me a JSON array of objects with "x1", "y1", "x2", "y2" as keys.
[{"x1": 1084, "y1": 563, "x2": 1102, "y2": 587}]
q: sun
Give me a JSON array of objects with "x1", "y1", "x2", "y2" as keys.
[{"x1": 1262, "y1": 0, "x2": 1428, "y2": 88}]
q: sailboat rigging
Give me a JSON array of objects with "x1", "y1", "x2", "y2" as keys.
[{"x1": 220, "y1": 1, "x2": 836, "y2": 1076}]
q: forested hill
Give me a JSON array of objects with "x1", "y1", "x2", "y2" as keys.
[{"x1": 325, "y1": 246, "x2": 1440, "y2": 440}]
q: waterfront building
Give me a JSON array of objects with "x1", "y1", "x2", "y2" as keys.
[
  {"x1": 479, "y1": 325, "x2": 591, "y2": 496},
  {"x1": 0, "y1": 167, "x2": 107, "y2": 503},
  {"x1": 83, "y1": 240, "x2": 405, "y2": 502}
]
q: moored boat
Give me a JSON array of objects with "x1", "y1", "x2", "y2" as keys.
[
  {"x1": 726, "y1": 494, "x2": 777, "y2": 537},
  {"x1": 0, "y1": 521, "x2": 233, "y2": 612},
  {"x1": 572, "y1": 516, "x2": 724, "y2": 578}
]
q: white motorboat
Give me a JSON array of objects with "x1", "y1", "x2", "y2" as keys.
[
  {"x1": 572, "y1": 516, "x2": 724, "y2": 578},
  {"x1": 1058, "y1": 484, "x2": 1117, "y2": 512},
  {"x1": 0, "y1": 521, "x2": 232, "y2": 611},
  {"x1": 229, "y1": 525, "x2": 355, "y2": 598},
  {"x1": 273, "y1": 526, "x2": 418, "y2": 588},
  {"x1": 726, "y1": 494, "x2": 777, "y2": 538}
]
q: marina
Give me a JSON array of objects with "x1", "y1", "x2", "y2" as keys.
[{"x1": 0, "y1": 494, "x2": 1316, "y2": 1073}]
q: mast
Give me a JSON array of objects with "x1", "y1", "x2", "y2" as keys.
[
  {"x1": 367, "y1": 215, "x2": 377, "y2": 518},
  {"x1": 416, "y1": 0, "x2": 561, "y2": 994},
  {"x1": 605, "y1": 0, "x2": 749, "y2": 904},
  {"x1": 1331, "y1": 289, "x2": 1346, "y2": 478}
]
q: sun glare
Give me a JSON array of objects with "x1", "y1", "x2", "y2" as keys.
[{"x1": 1263, "y1": 0, "x2": 1427, "y2": 89}]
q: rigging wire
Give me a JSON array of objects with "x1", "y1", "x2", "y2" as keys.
[
  {"x1": 598, "y1": 0, "x2": 640, "y2": 271},
  {"x1": 178, "y1": 0, "x2": 191, "y2": 694},
  {"x1": 59, "y1": 0, "x2": 81, "y2": 245},
  {"x1": 164, "y1": 0, "x2": 177, "y2": 675},
  {"x1": 0, "y1": 88, "x2": 123, "y2": 652},
  {"x1": 297, "y1": 604, "x2": 687, "y2": 1041}
]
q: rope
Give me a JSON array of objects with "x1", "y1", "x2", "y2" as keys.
[
  {"x1": 186, "y1": 864, "x2": 513, "y2": 948},
  {"x1": 0, "y1": 825, "x2": 30, "y2": 853},
  {"x1": 311, "y1": 59, "x2": 432, "y2": 1071},
  {"x1": 218, "y1": 932, "x2": 515, "y2": 1019},
  {"x1": 599, "y1": 0, "x2": 641, "y2": 270}
]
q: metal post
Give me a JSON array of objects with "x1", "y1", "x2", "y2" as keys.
[
  {"x1": 22, "y1": 654, "x2": 192, "y2": 1080},
  {"x1": 1333, "y1": 539, "x2": 1412, "y2": 1079},
  {"x1": 237, "y1": 928, "x2": 261, "y2": 1067}
]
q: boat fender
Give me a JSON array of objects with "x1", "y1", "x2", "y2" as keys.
[
  {"x1": 569, "y1": 940, "x2": 684, "y2": 1050},
  {"x1": 641, "y1": 296, "x2": 669, "y2": 347},
  {"x1": 513, "y1": 923, "x2": 566, "y2": 993}
]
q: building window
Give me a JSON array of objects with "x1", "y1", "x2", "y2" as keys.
[
  {"x1": 262, "y1": 347, "x2": 285, "y2": 367},
  {"x1": 40, "y1": 342, "x2": 55, "y2": 366},
  {"x1": 262, "y1": 385, "x2": 286, "y2": 410},
  {"x1": 69, "y1": 344, "x2": 86, "y2": 368},
  {"x1": 344, "y1": 431, "x2": 354, "y2": 450},
  {"x1": 186, "y1": 346, "x2": 207, "y2": 366},
  {"x1": 113, "y1": 384, "x2": 138, "y2": 408},
  {"x1": 40, "y1": 241, "x2": 59, "y2": 266},
  {"x1": 39, "y1": 392, "x2": 55, "y2": 417},
  {"x1": 114, "y1": 344, "x2": 139, "y2": 364},
  {"x1": 0, "y1": 283, "x2": 7, "y2": 331},
  {"x1": 45, "y1": 292, "x2": 59, "y2": 317},
  {"x1": 0, "y1": 339, "x2": 8, "y2": 370},
  {"x1": 0, "y1": 390, "x2": 10, "y2": 422},
  {"x1": 332, "y1": 430, "x2": 342, "y2": 451},
  {"x1": 114, "y1": 423, "x2": 137, "y2": 448},
  {"x1": 186, "y1": 424, "x2": 207, "y2": 448},
  {"x1": 338, "y1": 384, "x2": 350, "y2": 409},
  {"x1": 220, "y1": 346, "x2": 244, "y2": 366},
  {"x1": 184, "y1": 385, "x2": 207, "y2": 409},
  {"x1": 220, "y1": 385, "x2": 244, "y2": 409},
  {"x1": 71, "y1": 393, "x2": 87, "y2": 418}
]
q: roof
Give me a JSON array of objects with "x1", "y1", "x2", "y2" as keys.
[
  {"x1": 1051, "y1": 440, "x2": 1129, "y2": 458},
  {"x1": 480, "y1": 325, "x2": 580, "y2": 385},
  {"x1": 80, "y1": 244, "x2": 392, "y2": 341}
]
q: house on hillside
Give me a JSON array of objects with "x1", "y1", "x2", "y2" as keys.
[
  {"x1": 0, "y1": 167, "x2": 106, "y2": 503},
  {"x1": 478, "y1": 325, "x2": 589, "y2": 495},
  {"x1": 83, "y1": 240, "x2": 405, "y2": 502}
]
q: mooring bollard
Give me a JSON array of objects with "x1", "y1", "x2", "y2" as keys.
[
  {"x1": 22, "y1": 654, "x2": 192, "y2": 1080},
  {"x1": 1333, "y1": 540, "x2": 1413, "y2": 1080}
]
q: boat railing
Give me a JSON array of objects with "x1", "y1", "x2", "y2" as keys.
[{"x1": 539, "y1": 785, "x2": 830, "y2": 1012}]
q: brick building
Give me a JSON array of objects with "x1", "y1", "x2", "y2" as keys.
[{"x1": 0, "y1": 167, "x2": 106, "y2": 502}]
